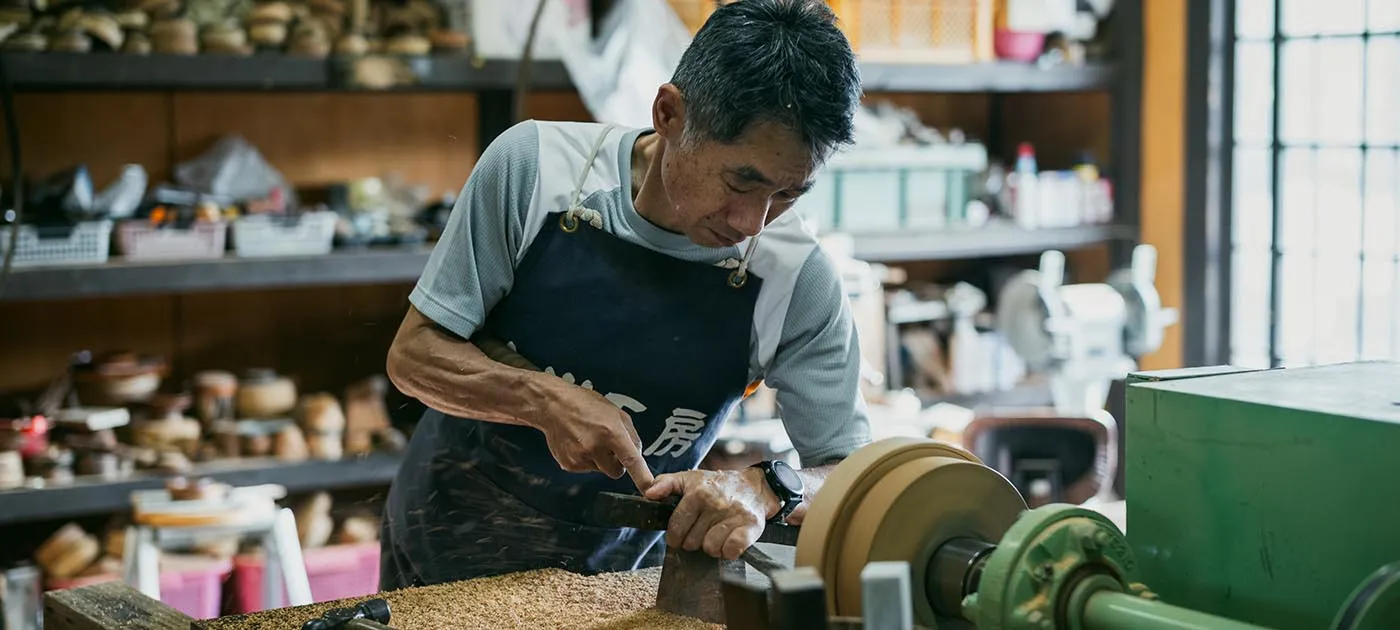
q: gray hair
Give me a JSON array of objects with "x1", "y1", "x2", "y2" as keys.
[{"x1": 669, "y1": 0, "x2": 863, "y2": 163}]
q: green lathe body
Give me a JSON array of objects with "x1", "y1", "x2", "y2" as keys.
[{"x1": 1125, "y1": 361, "x2": 1400, "y2": 629}]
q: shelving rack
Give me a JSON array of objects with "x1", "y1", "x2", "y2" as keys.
[{"x1": 0, "y1": 0, "x2": 1144, "y2": 525}]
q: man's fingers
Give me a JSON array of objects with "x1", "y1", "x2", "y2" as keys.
[
  {"x1": 721, "y1": 522, "x2": 761, "y2": 561},
  {"x1": 666, "y1": 492, "x2": 703, "y2": 548},
  {"x1": 683, "y1": 509, "x2": 722, "y2": 552},
  {"x1": 593, "y1": 451, "x2": 624, "y2": 479},
  {"x1": 645, "y1": 474, "x2": 681, "y2": 500},
  {"x1": 702, "y1": 519, "x2": 740, "y2": 558}
]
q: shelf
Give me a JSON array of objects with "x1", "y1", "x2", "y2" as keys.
[
  {"x1": 858, "y1": 61, "x2": 1116, "y2": 93},
  {"x1": 0, "y1": 246, "x2": 433, "y2": 301},
  {"x1": 2, "y1": 52, "x2": 1115, "y2": 94},
  {"x1": 0, "y1": 451, "x2": 403, "y2": 526},
  {"x1": 850, "y1": 223, "x2": 1133, "y2": 263},
  {"x1": 922, "y1": 383, "x2": 1055, "y2": 410},
  {"x1": 1, "y1": 52, "x2": 574, "y2": 91},
  {"x1": 0, "y1": 224, "x2": 1133, "y2": 301}
]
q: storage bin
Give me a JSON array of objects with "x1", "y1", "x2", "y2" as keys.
[
  {"x1": 0, "y1": 220, "x2": 112, "y2": 267},
  {"x1": 47, "y1": 555, "x2": 232, "y2": 620},
  {"x1": 229, "y1": 542, "x2": 380, "y2": 613},
  {"x1": 116, "y1": 221, "x2": 227, "y2": 261},
  {"x1": 230, "y1": 211, "x2": 337, "y2": 258},
  {"x1": 667, "y1": 0, "x2": 996, "y2": 64},
  {"x1": 795, "y1": 143, "x2": 989, "y2": 234}
]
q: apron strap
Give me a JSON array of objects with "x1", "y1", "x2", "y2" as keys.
[
  {"x1": 558, "y1": 123, "x2": 764, "y2": 290},
  {"x1": 560, "y1": 124, "x2": 617, "y2": 232}
]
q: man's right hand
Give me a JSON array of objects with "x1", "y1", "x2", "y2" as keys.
[{"x1": 539, "y1": 386, "x2": 655, "y2": 493}]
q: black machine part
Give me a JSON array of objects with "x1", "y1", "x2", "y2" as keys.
[
  {"x1": 928, "y1": 538, "x2": 997, "y2": 619},
  {"x1": 301, "y1": 598, "x2": 392, "y2": 630}
]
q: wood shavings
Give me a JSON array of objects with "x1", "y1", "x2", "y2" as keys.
[{"x1": 201, "y1": 566, "x2": 724, "y2": 630}]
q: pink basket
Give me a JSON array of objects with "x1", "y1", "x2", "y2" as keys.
[
  {"x1": 230, "y1": 542, "x2": 381, "y2": 613},
  {"x1": 48, "y1": 555, "x2": 232, "y2": 620},
  {"x1": 115, "y1": 221, "x2": 227, "y2": 261}
]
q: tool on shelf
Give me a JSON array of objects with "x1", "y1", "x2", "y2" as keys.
[{"x1": 995, "y1": 243, "x2": 1177, "y2": 416}]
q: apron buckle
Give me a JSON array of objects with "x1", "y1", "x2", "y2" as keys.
[
  {"x1": 727, "y1": 269, "x2": 748, "y2": 289},
  {"x1": 560, "y1": 211, "x2": 581, "y2": 233}
]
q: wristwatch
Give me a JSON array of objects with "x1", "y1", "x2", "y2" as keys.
[{"x1": 751, "y1": 460, "x2": 804, "y2": 524}]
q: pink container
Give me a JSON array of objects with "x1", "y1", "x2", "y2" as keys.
[
  {"x1": 994, "y1": 29, "x2": 1046, "y2": 62},
  {"x1": 230, "y1": 542, "x2": 381, "y2": 613},
  {"x1": 48, "y1": 555, "x2": 232, "y2": 620}
]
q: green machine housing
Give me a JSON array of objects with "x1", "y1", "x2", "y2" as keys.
[{"x1": 1125, "y1": 361, "x2": 1400, "y2": 629}]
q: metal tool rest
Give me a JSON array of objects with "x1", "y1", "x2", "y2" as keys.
[{"x1": 121, "y1": 485, "x2": 313, "y2": 609}]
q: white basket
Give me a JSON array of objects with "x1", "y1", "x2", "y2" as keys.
[
  {"x1": 231, "y1": 211, "x2": 337, "y2": 258},
  {"x1": 0, "y1": 220, "x2": 113, "y2": 267}
]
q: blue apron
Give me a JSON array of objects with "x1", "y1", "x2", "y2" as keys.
[{"x1": 380, "y1": 126, "x2": 763, "y2": 589}]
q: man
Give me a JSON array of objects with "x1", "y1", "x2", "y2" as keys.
[{"x1": 379, "y1": 0, "x2": 871, "y2": 590}]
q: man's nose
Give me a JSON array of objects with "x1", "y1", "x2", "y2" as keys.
[{"x1": 727, "y1": 201, "x2": 770, "y2": 238}]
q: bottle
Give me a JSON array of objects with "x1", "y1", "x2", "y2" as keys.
[{"x1": 1010, "y1": 142, "x2": 1039, "y2": 229}]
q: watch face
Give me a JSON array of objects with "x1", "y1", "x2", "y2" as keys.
[{"x1": 773, "y1": 461, "x2": 803, "y2": 495}]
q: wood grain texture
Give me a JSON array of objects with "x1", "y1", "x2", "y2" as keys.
[
  {"x1": 174, "y1": 284, "x2": 411, "y2": 395},
  {"x1": 1138, "y1": 0, "x2": 1186, "y2": 370},
  {"x1": 170, "y1": 92, "x2": 479, "y2": 199},
  {"x1": 43, "y1": 580, "x2": 192, "y2": 630},
  {"x1": 997, "y1": 92, "x2": 1112, "y2": 170},
  {"x1": 0, "y1": 295, "x2": 177, "y2": 398},
  {"x1": 0, "y1": 93, "x2": 173, "y2": 186}
]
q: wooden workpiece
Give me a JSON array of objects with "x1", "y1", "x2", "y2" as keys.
[
  {"x1": 44, "y1": 566, "x2": 721, "y2": 630},
  {"x1": 44, "y1": 580, "x2": 193, "y2": 630}
]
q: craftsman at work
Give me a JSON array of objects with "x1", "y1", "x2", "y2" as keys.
[{"x1": 379, "y1": 0, "x2": 872, "y2": 588}]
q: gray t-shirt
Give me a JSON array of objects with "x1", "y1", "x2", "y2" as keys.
[{"x1": 410, "y1": 120, "x2": 871, "y2": 466}]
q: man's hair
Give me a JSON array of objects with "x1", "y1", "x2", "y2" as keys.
[{"x1": 669, "y1": 0, "x2": 862, "y2": 163}]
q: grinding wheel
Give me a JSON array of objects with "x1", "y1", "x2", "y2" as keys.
[
  {"x1": 836, "y1": 455, "x2": 1025, "y2": 626},
  {"x1": 795, "y1": 437, "x2": 1024, "y2": 622}
]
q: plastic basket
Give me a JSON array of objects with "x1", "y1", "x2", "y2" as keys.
[
  {"x1": 230, "y1": 542, "x2": 380, "y2": 613},
  {"x1": 231, "y1": 211, "x2": 337, "y2": 258},
  {"x1": 833, "y1": 0, "x2": 995, "y2": 63},
  {"x1": 0, "y1": 220, "x2": 112, "y2": 267},
  {"x1": 666, "y1": 0, "x2": 995, "y2": 64},
  {"x1": 116, "y1": 221, "x2": 227, "y2": 261}
]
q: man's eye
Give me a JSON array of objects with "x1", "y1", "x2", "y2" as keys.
[{"x1": 727, "y1": 183, "x2": 752, "y2": 194}]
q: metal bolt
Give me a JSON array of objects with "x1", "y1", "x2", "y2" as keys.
[{"x1": 1032, "y1": 564, "x2": 1054, "y2": 581}]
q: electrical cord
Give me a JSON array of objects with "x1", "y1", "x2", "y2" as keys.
[{"x1": 0, "y1": 49, "x2": 22, "y2": 302}]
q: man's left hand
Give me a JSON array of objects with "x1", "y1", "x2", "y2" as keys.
[{"x1": 644, "y1": 468, "x2": 780, "y2": 560}]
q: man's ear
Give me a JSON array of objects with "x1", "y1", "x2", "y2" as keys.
[{"x1": 652, "y1": 84, "x2": 686, "y2": 140}]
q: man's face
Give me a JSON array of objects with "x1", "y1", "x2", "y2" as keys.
[{"x1": 658, "y1": 120, "x2": 819, "y2": 249}]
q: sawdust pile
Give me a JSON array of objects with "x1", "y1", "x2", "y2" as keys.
[{"x1": 201, "y1": 566, "x2": 724, "y2": 630}]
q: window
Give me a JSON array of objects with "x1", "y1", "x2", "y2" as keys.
[{"x1": 1228, "y1": 0, "x2": 1400, "y2": 368}]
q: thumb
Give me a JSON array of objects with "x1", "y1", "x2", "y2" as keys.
[{"x1": 644, "y1": 473, "x2": 684, "y2": 501}]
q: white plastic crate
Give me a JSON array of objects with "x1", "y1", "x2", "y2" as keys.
[
  {"x1": 231, "y1": 211, "x2": 337, "y2": 258},
  {"x1": 795, "y1": 143, "x2": 988, "y2": 234},
  {"x1": 116, "y1": 221, "x2": 228, "y2": 261},
  {"x1": 0, "y1": 220, "x2": 112, "y2": 267}
]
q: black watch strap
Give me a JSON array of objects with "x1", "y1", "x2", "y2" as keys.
[{"x1": 753, "y1": 460, "x2": 803, "y2": 523}]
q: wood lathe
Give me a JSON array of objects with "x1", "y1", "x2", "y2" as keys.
[{"x1": 41, "y1": 361, "x2": 1400, "y2": 629}]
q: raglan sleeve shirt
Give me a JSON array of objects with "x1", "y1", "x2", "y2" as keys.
[
  {"x1": 409, "y1": 121, "x2": 541, "y2": 340},
  {"x1": 763, "y1": 249, "x2": 874, "y2": 468}
]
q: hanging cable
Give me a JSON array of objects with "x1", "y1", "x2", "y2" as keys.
[{"x1": 0, "y1": 49, "x2": 23, "y2": 302}]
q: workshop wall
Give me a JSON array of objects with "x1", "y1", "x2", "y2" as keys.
[{"x1": 1138, "y1": 0, "x2": 1186, "y2": 370}]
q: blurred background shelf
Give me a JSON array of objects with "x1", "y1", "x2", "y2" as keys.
[
  {"x1": 0, "y1": 451, "x2": 404, "y2": 526},
  {"x1": 0, "y1": 247, "x2": 435, "y2": 301},
  {"x1": 1, "y1": 53, "x2": 1116, "y2": 94},
  {"x1": 850, "y1": 223, "x2": 1135, "y2": 262},
  {"x1": 0, "y1": 224, "x2": 1132, "y2": 301}
]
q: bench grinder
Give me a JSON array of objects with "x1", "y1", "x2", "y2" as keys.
[{"x1": 995, "y1": 244, "x2": 1178, "y2": 416}]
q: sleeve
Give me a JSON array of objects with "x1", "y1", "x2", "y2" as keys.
[
  {"x1": 408, "y1": 120, "x2": 541, "y2": 340},
  {"x1": 762, "y1": 248, "x2": 874, "y2": 468}
]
